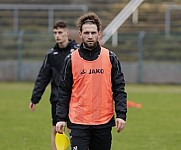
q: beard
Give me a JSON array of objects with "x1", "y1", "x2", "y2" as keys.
[
  {"x1": 83, "y1": 40, "x2": 97, "y2": 49},
  {"x1": 84, "y1": 43, "x2": 95, "y2": 49}
]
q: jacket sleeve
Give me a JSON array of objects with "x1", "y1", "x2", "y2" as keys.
[
  {"x1": 56, "y1": 54, "x2": 73, "y2": 122},
  {"x1": 110, "y1": 51, "x2": 127, "y2": 121},
  {"x1": 31, "y1": 53, "x2": 52, "y2": 104}
]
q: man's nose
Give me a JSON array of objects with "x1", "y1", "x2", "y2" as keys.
[{"x1": 88, "y1": 33, "x2": 93, "y2": 38}]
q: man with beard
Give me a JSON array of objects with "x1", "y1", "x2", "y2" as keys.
[{"x1": 56, "y1": 12, "x2": 127, "y2": 150}]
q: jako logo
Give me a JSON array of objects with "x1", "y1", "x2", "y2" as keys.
[
  {"x1": 80, "y1": 69, "x2": 87, "y2": 75},
  {"x1": 73, "y1": 146, "x2": 78, "y2": 150},
  {"x1": 89, "y1": 69, "x2": 104, "y2": 74}
]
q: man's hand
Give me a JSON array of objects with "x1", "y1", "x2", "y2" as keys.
[
  {"x1": 29, "y1": 102, "x2": 36, "y2": 111},
  {"x1": 56, "y1": 121, "x2": 66, "y2": 134},
  {"x1": 115, "y1": 118, "x2": 126, "y2": 133}
]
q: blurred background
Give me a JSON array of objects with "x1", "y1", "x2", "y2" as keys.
[{"x1": 0, "y1": 0, "x2": 181, "y2": 84}]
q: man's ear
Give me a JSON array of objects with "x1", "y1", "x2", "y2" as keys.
[
  {"x1": 79, "y1": 31, "x2": 82, "y2": 38},
  {"x1": 65, "y1": 28, "x2": 69, "y2": 36},
  {"x1": 98, "y1": 31, "x2": 102, "y2": 44},
  {"x1": 98, "y1": 31, "x2": 101, "y2": 37}
]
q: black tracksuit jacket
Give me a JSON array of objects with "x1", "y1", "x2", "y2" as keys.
[
  {"x1": 31, "y1": 40, "x2": 79, "y2": 104},
  {"x1": 56, "y1": 42, "x2": 127, "y2": 129}
]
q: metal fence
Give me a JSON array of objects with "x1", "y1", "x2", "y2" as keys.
[
  {"x1": 0, "y1": 31, "x2": 181, "y2": 83},
  {"x1": 0, "y1": 4, "x2": 88, "y2": 34},
  {"x1": 0, "y1": 3, "x2": 181, "y2": 83}
]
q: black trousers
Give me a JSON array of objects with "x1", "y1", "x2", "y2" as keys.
[{"x1": 69, "y1": 126, "x2": 112, "y2": 150}]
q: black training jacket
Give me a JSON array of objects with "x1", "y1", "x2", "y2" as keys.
[
  {"x1": 56, "y1": 42, "x2": 127, "y2": 128},
  {"x1": 31, "y1": 40, "x2": 79, "y2": 104}
]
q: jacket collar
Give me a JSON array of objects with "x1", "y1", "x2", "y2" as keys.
[
  {"x1": 54, "y1": 39, "x2": 75, "y2": 51},
  {"x1": 79, "y1": 42, "x2": 101, "y2": 54}
]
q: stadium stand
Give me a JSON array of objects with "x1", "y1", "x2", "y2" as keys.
[
  {"x1": 0, "y1": 0, "x2": 181, "y2": 83},
  {"x1": 0, "y1": 0, "x2": 181, "y2": 61}
]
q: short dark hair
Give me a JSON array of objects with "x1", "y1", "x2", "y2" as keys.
[
  {"x1": 76, "y1": 12, "x2": 101, "y2": 32},
  {"x1": 53, "y1": 20, "x2": 67, "y2": 29}
]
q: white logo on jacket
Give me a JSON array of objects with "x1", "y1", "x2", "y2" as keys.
[{"x1": 72, "y1": 146, "x2": 78, "y2": 150}]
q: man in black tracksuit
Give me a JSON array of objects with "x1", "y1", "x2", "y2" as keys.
[
  {"x1": 56, "y1": 13, "x2": 127, "y2": 150},
  {"x1": 29, "y1": 20, "x2": 79, "y2": 150}
]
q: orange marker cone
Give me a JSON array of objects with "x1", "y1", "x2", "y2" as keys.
[{"x1": 127, "y1": 101, "x2": 142, "y2": 108}]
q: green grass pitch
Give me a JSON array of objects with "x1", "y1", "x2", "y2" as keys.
[{"x1": 0, "y1": 82, "x2": 181, "y2": 150}]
